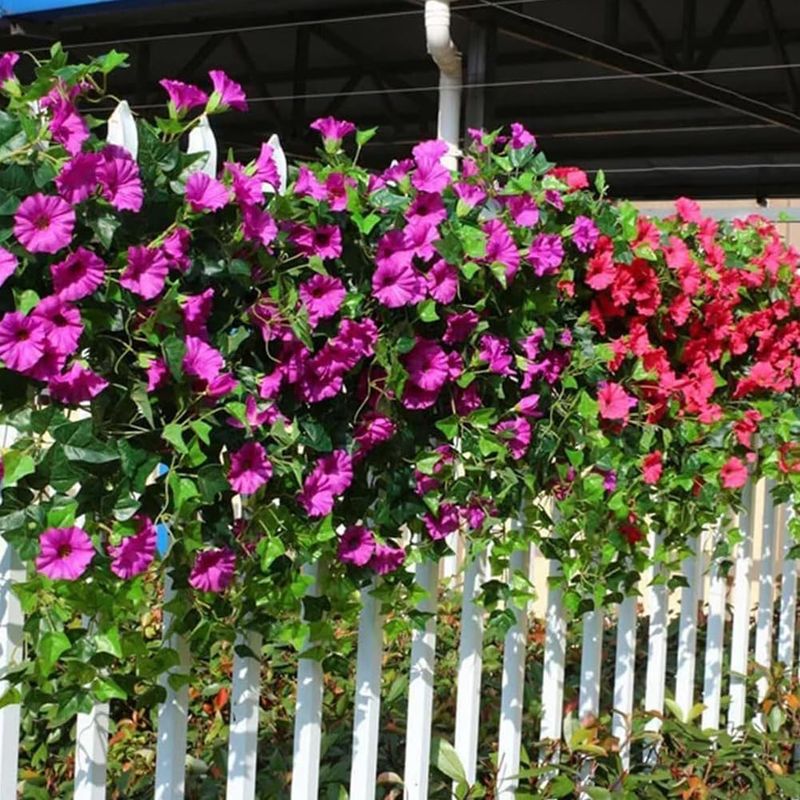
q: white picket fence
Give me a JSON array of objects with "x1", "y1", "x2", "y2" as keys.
[
  {"x1": 1, "y1": 107, "x2": 799, "y2": 798},
  {"x1": 0, "y1": 475, "x2": 795, "y2": 798}
]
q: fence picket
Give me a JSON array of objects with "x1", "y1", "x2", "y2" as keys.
[
  {"x1": 674, "y1": 536, "x2": 702, "y2": 720},
  {"x1": 612, "y1": 596, "x2": 637, "y2": 768},
  {"x1": 349, "y1": 581, "x2": 383, "y2": 800},
  {"x1": 754, "y1": 479, "x2": 777, "y2": 731},
  {"x1": 454, "y1": 550, "x2": 488, "y2": 788},
  {"x1": 0, "y1": 536, "x2": 23, "y2": 800},
  {"x1": 403, "y1": 558, "x2": 438, "y2": 799},
  {"x1": 155, "y1": 579, "x2": 191, "y2": 800},
  {"x1": 106, "y1": 99, "x2": 138, "y2": 158},
  {"x1": 291, "y1": 563, "x2": 325, "y2": 800},
  {"x1": 539, "y1": 557, "x2": 565, "y2": 749},
  {"x1": 729, "y1": 481, "x2": 755, "y2": 732},
  {"x1": 643, "y1": 531, "x2": 668, "y2": 762},
  {"x1": 226, "y1": 630, "x2": 262, "y2": 800},
  {"x1": 578, "y1": 610, "x2": 603, "y2": 721},
  {"x1": 74, "y1": 700, "x2": 110, "y2": 800},
  {"x1": 779, "y1": 505, "x2": 797, "y2": 670},
  {"x1": 187, "y1": 115, "x2": 218, "y2": 177},
  {"x1": 702, "y1": 519, "x2": 728, "y2": 731},
  {"x1": 496, "y1": 544, "x2": 531, "y2": 799}
]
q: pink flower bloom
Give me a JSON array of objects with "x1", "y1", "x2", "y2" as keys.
[
  {"x1": 252, "y1": 142, "x2": 280, "y2": 189},
  {"x1": 572, "y1": 215, "x2": 599, "y2": 253},
  {"x1": 226, "y1": 161, "x2": 263, "y2": 207},
  {"x1": 32, "y1": 295, "x2": 82, "y2": 355},
  {"x1": 597, "y1": 381, "x2": 636, "y2": 423},
  {"x1": 407, "y1": 192, "x2": 447, "y2": 225},
  {"x1": 209, "y1": 69, "x2": 248, "y2": 111},
  {"x1": 454, "y1": 182, "x2": 486, "y2": 207},
  {"x1": 506, "y1": 194, "x2": 539, "y2": 227},
  {"x1": 411, "y1": 139, "x2": 450, "y2": 193},
  {"x1": 529, "y1": 233, "x2": 564, "y2": 277},
  {"x1": 427, "y1": 259, "x2": 459, "y2": 303},
  {"x1": 185, "y1": 172, "x2": 229, "y2": 212},
  {"x1": 454, "y1": 384, "x2": 481, "y2": 415},
  {"x1": 48, "y1": 98, "x2": 88, "y2": 155},
  {"x1": 424, "y1": 504, "x2": 460, "y2": 540},
  {"x1": 50, "y1": 247, "x2": 105, "y2": 300},
  {"x1": 120, "y1": 246, "x2": 169, "y2": 300},
  {"x1": 242, "y1": 205, "x2": 278, "y2": 247},
  {"x1": 324, "y1": 172, "x2": 354, "y2": 212},
  {"x1": 495, "y1": 416, "x2": 531, "y2": 459},
  {"x1": 372, "y1": 260, "x2": 421, "y2": 308},
  {"x1": 310, "y1": 116, "x2": 356, "y2": 144},
  {"x1": 259, "y1": 368, "x2": 284, "y2": 399},
  {"x1": 48, "y1": 363, "x2": 108, "y2": 404},
  {"x1": 509, "y1": 122, "x2": 536, "y2": 149},
  {"x1": 354, "y1": 413, "x2": 396, "y2": 453},
  {"x1": 297, "y1": 470, "x2": 335, "y2": 517},
  {"x1": 316, "y1": 450, "x2": 353, "y2": 494},
  {"x1": 336, "y1": 318, "x2": 378, "y2": 358},
  {"x1": 295, "y1": 166, "x2": 326, "y2": 201},
  {"x1": 443, "y1": 311, "x2": 479, "y2": 345},
  {"x1": 228, "y1": 395, "x2": 282, "y2": 429},
  {"x1": 0, "y1": 312, "x2": 46, "y2": 371},
  {"x1": 160, "y1": 78, "x2": 208, "y2": 112},
  {"x1": 22, "y1": 341, "x2": 65, "y2": 381},
  {"x1": 545, "y1": 189, "x2": 564, "y2": 211},
  {"x1": 299, "y1": 274, "x2": 345, "y2": 326},
  {"x1": 36, "y1": 526, "x2": 94, "y2": 581},
  {"x1": 483, "y1": 219, "x2": 520, "y2": 281},
  {"x1": 292, "y1": 224, "x2": 342, "y2": 260},
  {"x1": 14, "y1": 193, "x2": 75, "y2": 254},
  {"x1": 642, "y1": 451, "x2": 663, "y2": 485},
  {"x1": 108, "y1": 516, "x2": 156, "y2": 579},
  {"x1": 228, "y1": 442, "x2": 272, "y2": 495},
  {"x1": 368, "y1": 543, "x2": 405, "y2": 575},
  {"x1": 0, "y1": 247, "x2": 17, "y2": 289},
  {"x1": 182, "y1": 288, "x2": 214, "y2": 339},
  {"x1": 183, "y1": 335, "x2": 223, "y2": 382},
  {"x1": 338, "y1": 525, "x2": 376, "y2": 567},
  {"x1": 163, "y1": 227, "x2": 192, "y2": 272},
  {"x1": 146, "y1": 357, "x2": 168, "y2": 392},
  {"x1": 517, "y1": 394, "x2": 541, "y2": 417},
  {"x1": 189, "y1": 548, "x2": 236, "y2": 592},
  {"x1": 404, "y1": 339, "x2": 450, "y2": 392},
  {"x1": 98, "y1": 146, "x2": 144, "y2": 212},
  {"x1": 0, "y1": 52, "x2": 19, "y2": 83},
  {"x1": 675, "y1": 196, "x2": 703, "y2": 225},
  {"x1": 720, "y1": 456, "x2": 748, "y2": 489},
  {"x1": 55, "y1": 152, "x2": 99, "y2": 204},
  {"x1": 479, "y1": 335, "x2": 514, "y2": 376}
]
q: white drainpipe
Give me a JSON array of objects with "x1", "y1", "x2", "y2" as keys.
[{"x1": 425, "y1": 0, "x2": 462, "y2": 170}]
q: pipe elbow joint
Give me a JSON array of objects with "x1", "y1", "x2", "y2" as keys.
[{"x1": 425, "y1": 0, "x2": 462, "y2": 77}]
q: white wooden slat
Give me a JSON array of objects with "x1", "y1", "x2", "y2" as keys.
[
  {"x1": 155, "y1": 579, "x2": 191, "y2": 800},
  {"x1": 778, "y1": 505, "x2": 797, "y2": 670},
  {"x1": 187, "y1": 115, "x2": 218, "y2": 177},
  {"x1": 728, "y1": 480, "x2": 755, "y2": 733},
  {"x1": 539, "y1": 558, "x2": 565, "y2": 748},
  {"x1": 266, "y1": 133, "x2": 288, "y2": 195},
  {"x1": 74, "y1": 700, "x2": 110, "y2": 800},
  {"x1": 612, "y1": 595, "x2": 637, "y2": 768},
  {"x1": 453, "y1": 550, "x2": 488, "y2": 788},
  {"x1": 496, "y1": 545, "x2": 531, "y2": 800},
  {"x1": 349, "y1": 581, "x2": 383, "y2": 800},
  {"x1": 674, "y1": 536, "x2": 702, "y2": 720},
  {"x1": 0, "y1": 536, "x2": 23, "y2": 800},
  {"x1": 754, "y1": 479, "x2": 778, "y2": 731},
  {"x1": 578, "y1": 610, "x2": 603, "y2": 722},
  {"x1": 643, "y1": 531, "x2": 668, "y2": 764},
  {"x1": 106, "y1": 100, "x2": 138, "y2": 159},
  {"x1": 291, "y1": 563, "x2": 324, "y2": 800},
  {"x1": 226, "y1": 630, "x2": 262, "y2": 800},
  {"x1": 702, "y1": 519, "x2": 728, "y2": 731},
  {"x1": 403, "y1": 558, "x2": 438, "y2": 800}
]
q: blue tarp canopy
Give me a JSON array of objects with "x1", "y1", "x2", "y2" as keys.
[{"x1": 1, "y1": 0, "x2": 118, "y2": 13}]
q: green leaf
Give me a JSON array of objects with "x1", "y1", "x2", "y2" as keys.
[
  {"x1": 131, "y1": 384, "x2": 155, "y2": 427},
  {"x1": 39, "y1": 631, "x2": 71, "y2": 673},
  {"x1": 2, "y1": 451, "x2": 35, "y2": 488},
  {"x1": 418, "y1": 298, "x2": 439, "y2": 322},
  {"x1": 461, "y1": 226, "x2": 487, "y2": 259},
  {"x1": 435, "y1": 416, "x2": 459, "y2": 440},
  {"x1": 163, "y1": 423, "x2": 188, "y2": 454},
  {"x1": 431, "y1": 737, "x2": 469, "y2": 786},
  {"x1": 15, "y1": 289, "x2": 40, "y2": 315},
  {"x1": 163, "y1": 335, "x2": 186, "y2": 380},
  {"x1": 63, "y1": 444, "x2": 119, "y2": 464},
  {"x1": 189, "y1": 420, "x2": 212, "y2": 445},
  {"x1": 95, "y1": 627, "x2": 123, "y2": 659},
  {"x1": 93, "y1": 676, "x2": 127, "y2": 702},
  {"x1": 355, "y1": 126, "x2": 378, "y2": 146},
  {"x1": 577, "y1": 391, "x2": 599, "y2": 420}
]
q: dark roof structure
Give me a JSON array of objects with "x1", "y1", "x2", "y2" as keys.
[{"x1": 2, "y1": 0, "x2": 800, "y2": 199}]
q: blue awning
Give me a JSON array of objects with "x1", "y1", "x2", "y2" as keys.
[{"x1": 2, "y1": 0, "x2": 123, "y2": 14}]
